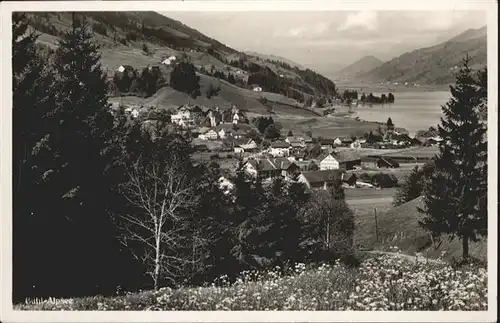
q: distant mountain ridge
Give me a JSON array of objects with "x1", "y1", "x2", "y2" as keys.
[
  {"x1": 336, "y1": 55, "x2": 384, "y2": 79},
  {"x1": 244, "y1": 51, "x2": 305, "y2": 69},
  {"x1": 356, "y1": 26, "x2": 487, "y2": 85},
  {"x1": 26, "y1": 11, "x2": 337, "y2": 112}
]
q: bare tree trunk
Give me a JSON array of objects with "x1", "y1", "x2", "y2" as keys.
[
  {"x1": 154, "y1": 235, "x2": 161, "y2": 291},
  {"x1": 462, "y1": 232, "x2": 469, "y2": 261}
]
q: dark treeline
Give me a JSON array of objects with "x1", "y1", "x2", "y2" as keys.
[
  {"x1": 13, "y1": 14, "x2": 355, "y2": 302},
  {"x1": 111, "y1": 66, "x2": 166, "y2": 97},
  {"x1": 360, "y1": 92, "x2": 395, "y2": 104},
  {"x1": 338, "y1": 90, "x2": 395, "y2": 104}
]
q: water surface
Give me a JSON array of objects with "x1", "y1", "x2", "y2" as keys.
[{"x1": 353, "y1": 91, "x2": 450, "y2": 135}]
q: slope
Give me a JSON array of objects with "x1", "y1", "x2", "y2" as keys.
[
  {"x1": 357, "y1": 26, "x2": 487, "y2": 85},
  {"x1": 355, "y1": 196, "x2": 487, "y2": 262},
  {"x1": 27, "y1": 11, "x2": 337, "y2": 114},
  {"x1": 336, "y1": 55, "x2": 383, "y2": 79}
]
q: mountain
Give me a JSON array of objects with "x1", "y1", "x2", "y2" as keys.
[
  {"x1": 244, "y1": 51, "x2": 305, "y2": 69},
  {"x1": 336, "y1": 56, "x2": 384, "y2": 79},
  {"x1": 357, "y1": 26, "x2": 487, "y2": 85},
  {"x1": 26, "y1": 11, "x2": 336, "y2": 115}
]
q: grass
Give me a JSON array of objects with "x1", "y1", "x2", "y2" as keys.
[
  {"x1": 17, "y1": 253, "x2": 487, "y2": 311},
  {"x1": 354, "y1": 197, "x2": 487, "y2": 262}
]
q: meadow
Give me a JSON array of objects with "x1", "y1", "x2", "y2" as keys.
[{"x1": 17, "y1": 253, "x2": 487, "y2": 311}]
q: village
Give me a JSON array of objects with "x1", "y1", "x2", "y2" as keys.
[{"x1": 118, "y1": 100, "x2": 443, "y2": 196}]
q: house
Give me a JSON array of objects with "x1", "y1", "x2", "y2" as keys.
[
  {"x1": 294, "y1": 160, "x2": 319, "y2": 171},
  {"x1": 350, "y1": 138, "x2": 366, "y2": 149},
  {"x1": 233, "y1": 112, "x2": 240, "y2": 124},
  {"x1": 161, "y1": 58, "x2": 171, "y2": 65},
  {"x1": 116, "y1": 65, "x2": 134, "y2": 73},
  {"x1": 234, "y1": 139, "x2": 258, "y2": 154},
  {"x1": 168, "y1": 55, "x2": 177, "y2": 61},
  {"x1": 285, "y1": 136, "x2": 306, "y2": 148},
  {"x1": 394, "y1": 127, "x2": 409, "y2": 135},
  {"x1": 319, "y1": 138, "x2": 335, "y2": 150},
  {"x1": 206, "y1": 109, "x2": 222, "y2": 127},
  {"x1": 170, "y1": 105, "x2": 193, "y2": 125},
  {"x1": 131, "y1": 109, "x2": 140, "y2": 119},
  {"x1": 216, "y1": 123, "x2": 251, "y2": 139},
  {"x1": 253, "y1": 86, "x2": 263, "y2": 92},
  {"x1": 269, "y1": 141, "x2": 291, "y2": 157},
  {"x1": 245, "y1": 157, "x2": 299, "y2": 179},
  {"x1": 298, "y1": 170, "x2": 345, "y2": 190},
  {"x1": 334, "y1": 137, "x2": 354, "y2": 147},
  {"x1": 198, "y1": 128, "x2": 219, "y2": 140},
  {"x1": 377, "y1": 157, "x2": 400, "y2": 168},
  {"x1": 319, "y1": 153, "x2": 340, "y2": 170},
  {"x1": 319, "y1": 151, "x2": 362, "y2": 171},
  {"x1": 218, "y1": 176, "x2": 234, "y2": 195},
  {"x1": 301, "y1": 135, "x2": 314, "y2": 144},
  {"x1": 424, "y1": 136, "x2": 443, "y2": 147}
]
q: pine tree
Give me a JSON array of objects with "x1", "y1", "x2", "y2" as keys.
[
  {"x1": 46, "y1": 17, "x2": 123, "y2": 295},
  {"x1": 393, "y1": 166, "x2": 424, "y2": 206},
  {"x1": 418, "y1": 56, "x2": 487, "y2": 261},
  {"x1": 386, "y1": 117, "x2": 394, "y2": 131},
  {"x1": 12, "y1": 13, "x2": 55, "y2": 301}
]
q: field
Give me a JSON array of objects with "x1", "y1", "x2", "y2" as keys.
[
  {"x1": 336, "y1": 146, "x2": 439, "y2": 159},
  {"x1": 269, "y1": 115, "x2": 382, "y2": 138},
  {"x1": 17, "y1": 253, "x2": 487, "y2": 311}
]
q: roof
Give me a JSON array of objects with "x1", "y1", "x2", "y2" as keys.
[
  {"x1": 271, "y1": 141, "x2": 290, "y2": 149},
  {"x1": 378, "y1": 156, "x2": 400, "y2": 167},
  {"x1": 320, "y1": 138, "x2": 335, "y2": 145},
  {"x1": 319, "y1": 150, "x2": 361, "y2": 163},
  {"x1": 301, "y1": 170, "x2": 344, "y2": 185},
  {"x1": 247, "y1": 157, "x2": 296, "y2": 172}
]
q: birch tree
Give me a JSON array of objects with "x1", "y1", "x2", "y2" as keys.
[{"x1": 120, "y1": 157, "x2": 198, "y2": 290}]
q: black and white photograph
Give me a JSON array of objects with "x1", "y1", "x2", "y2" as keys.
[{"x1": 0, "y1": 0, "x2": 497, "y2": 322}]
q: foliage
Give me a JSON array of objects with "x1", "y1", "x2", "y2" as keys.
[
  {"x1": 393, "y1": 163, "x2": 435, "y2": 206},
  {"x1": 263, "y1": 123, "x2": 281, "y2": 141},
  {"x1": 170, "y1": 61, "x2": 201, "y2": 98},
  {"x1": 17, "y1": 254, "x2": 487, "y2": 311},
  {"x1": 252, "y1": 116, "x2": 275, "y2": 134},
  {"x1": 418, "y1": 56, "x2": 488, "y2": 260}
]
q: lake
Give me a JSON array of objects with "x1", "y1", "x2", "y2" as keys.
[{"x1": 352, "y1": 91, "x2": 451, "y2": 136}]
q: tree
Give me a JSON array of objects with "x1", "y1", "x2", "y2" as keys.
[
  {"x1": 301, "y1": 178, "x2": 355, "y2": 261},
  {"x1": 142, "y1": 43, "x2": 150, "y2": 55},
  {"x1": 170, "y1": 61, "x2": 200, "y2": 97},
  {"x1": 387, "y1": 92, "x2": 395, "y2": 103},
  {"x1": 474, "y1": 68, "x2": 487, "y2": 120},
  {"x1": 12, "y1": 13, "x2": 55, "y2": 301},
  {"x1": 119, "y1": 157, "x2": 198, "y2": 290},
  {"x1": 393, "y1": 166, "x2": 423, "y2": 206},
  {"x1": 386, "y1": 117, "x2": 394, "y2": 131},
  {"x1": 287, "y1": 130, "x2": 294, "y2": 137},
  {"x1": 418, "y1": 56, "x2": 488, "y2": 261},
  {"x1": 263, "y1": 123, "x2": 280, "y2": 141}
]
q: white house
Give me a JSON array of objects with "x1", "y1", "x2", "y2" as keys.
[
  {"x1": 319, "y1": 153, "x2": 340, "y2": 170},
  {"x1": 168, "y1": 55, "x2": 177, "y2": 61},
  {"x1": 269, "y1": 141, "x2": 290, "y2": 157},
  {"x1": 350, "y1": 139, "x2": 366, "y2": 149},
  {"x1": 117, "y1": 65, "x2": 126, "y2": 73},
  {"x1": 198, "y1": 129, "x2": 219, "y2": 140},
  {"x1": 253, "y1": 86, "x2": 263, "y2": 92},
  {"x1": 218, "y1": 176, "x2": 234, "y2": 195},
  {"x1": 170, "y1": 106, "x2": 194, "y2": 126},
  {"x1": 161, "y1": 58, "x2": 171, "y2": 65},
  {"x1": 218, "y1": 128, "x2": 227, "y2": 139},
  {"x1": 131, "y1": 109, "x2": 140, "y2": 119},
  {"x1": 232, "y1": 113, "x2": 240, "y2": 124},
  {"x1": 333, "y1": 138, "x2": 343, "y2": 146}
]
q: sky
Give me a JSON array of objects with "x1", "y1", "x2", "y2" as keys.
[{"x1": 161, "y1": 10, "x2": 487, "y2": 76}]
